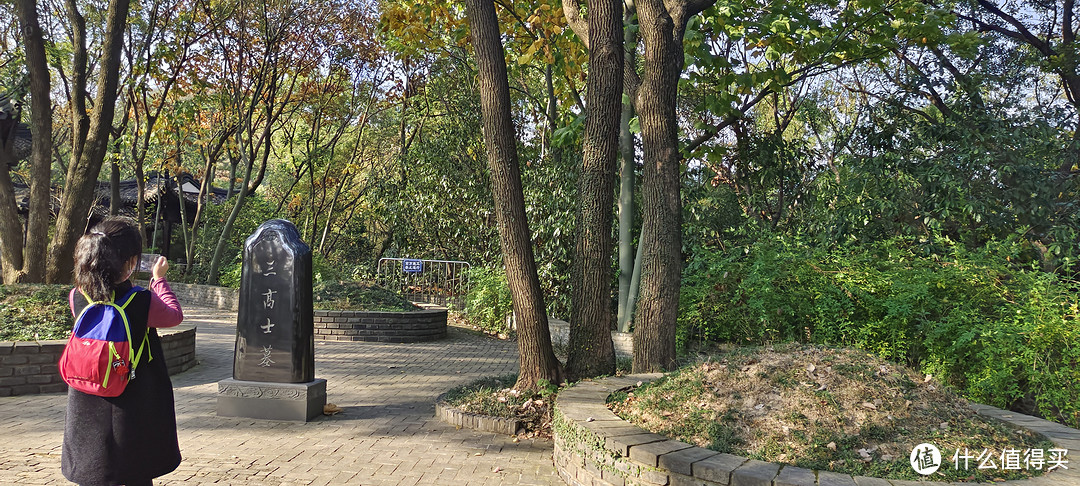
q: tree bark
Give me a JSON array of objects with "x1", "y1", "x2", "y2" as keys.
[
  {"x1": 632, "y1": 0, "x2": 710, "y2": 372},
  {"x1": 0, "y1": 0, "x2": 56, "y2": 284},
  {"x1": 566, "y1": 0, "x2": 622, "y2": 380},
  {"x1": 46, "y1": 0, "x2": 132, "y2": 283},
  {"x1": 464, "y1": 0, "x2": 564, "y2": 392},
  {"x1": 0, "y1": 157, "x2": 24, "y2": 283}
]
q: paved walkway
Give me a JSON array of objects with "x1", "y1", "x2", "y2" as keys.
[{"x1": 0, "y1": 307, "x2": 562, "y2": 485}]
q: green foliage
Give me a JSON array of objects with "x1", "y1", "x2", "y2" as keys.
[
  {"x1": 0, "y1": 285, "x2": 74, "y2": 341},
  {"x1": 181, "y1": 192, "x2": 278, "y2": 286},
  {"x1": 818, "y1": 101, "x2": 1079, "y2": 263},
  {"x1": 680, "y1": 236, "x2": 1080, "y2": 427},
  {"x1": 463, "y1": 266, "x2": 513, "y2": 335},
  {"x1": 312, "y1": 280, "x2": 418, "y2": 312}
]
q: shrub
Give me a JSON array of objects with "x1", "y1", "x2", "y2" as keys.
[
  {"x1": 0, "y1": 285, "x2": 74, "y2": 341},
  {"x1": 312, "y1": 281, "x2": 418, "y2": 312},
  {"x1": 680, "y1": 236, "x2": 1080, "y2": 427},
  {"x1": 463, "y1": 266, "x2": 513, "y2": 335}
]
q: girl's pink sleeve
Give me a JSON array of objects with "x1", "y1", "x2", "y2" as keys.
[{"x1": 148, "y1": 278, "x2": 184, "y2": 328}]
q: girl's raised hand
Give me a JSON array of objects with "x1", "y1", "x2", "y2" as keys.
[{"x1": 151, "y1": 256, "x2": 169, "y2": 280}]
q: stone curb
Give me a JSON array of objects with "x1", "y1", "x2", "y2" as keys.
[
  {"x1": 434, "y1": 392, "x2": 523, "y2": 436},
  {"x1": 553, "y1": 373, "x2": 1080, "y2": 486}
]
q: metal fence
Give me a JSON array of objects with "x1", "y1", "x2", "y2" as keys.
[{"x1": 376, "y1": 258, "x2": 471, "y2": 308}]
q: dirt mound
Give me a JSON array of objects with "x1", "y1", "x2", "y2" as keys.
[{"x1": 608, "y1": 345, "x2": 1050, "y2": 482}]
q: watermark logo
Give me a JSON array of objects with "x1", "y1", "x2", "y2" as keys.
[
  {"x1": 911, "y1": 443, "x2": 942, "y2": 475},
  {"x1": 910, "y1": 444, "x2": 1069, "y2": 475}
]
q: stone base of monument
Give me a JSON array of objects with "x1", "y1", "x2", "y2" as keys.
[{"x1": 216, "y1": 378, "x2": 327, "y2": 422}]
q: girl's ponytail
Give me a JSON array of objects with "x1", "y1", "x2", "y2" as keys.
[{"x1": 73, "y1": 218, "x2": 143, "y2": 302}]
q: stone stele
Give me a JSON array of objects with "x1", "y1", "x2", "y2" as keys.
[{"x1": 217, "y1": 219, "x2": 326, "y2": 421}]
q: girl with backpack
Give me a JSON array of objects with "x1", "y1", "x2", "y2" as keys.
[{"x1": 62, "y1": 217, "x2": 184, "y2": 486}]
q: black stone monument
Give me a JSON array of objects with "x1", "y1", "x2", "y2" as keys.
[{"x1": 217, "y1": 219, "x2": 327, "y2": 421}]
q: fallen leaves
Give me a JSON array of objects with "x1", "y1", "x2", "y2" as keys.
[{"x1": 323, "y1": 403, "x2": 343, "y2": 415}]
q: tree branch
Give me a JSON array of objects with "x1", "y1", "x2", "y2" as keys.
[
  {"x1": 970, "y1": 0, "x2": 1053, "y2": 55},
  {"x1": 683, "y1": 88, "x2": 770, "y2": 155},
  {"x1": 562, "y1": 0, "x2": 589, "y2": 49}
]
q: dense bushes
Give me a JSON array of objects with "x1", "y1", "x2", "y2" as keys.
[
  {"x1": 680, "y1": 236, "x2": 1080, "y2": 427},
  {"x1": 0, "y1": 285, "x2": 73, "y2": 341},
  {"x1": 462, "y1": 267, "x2": 513, "y2": 335}
]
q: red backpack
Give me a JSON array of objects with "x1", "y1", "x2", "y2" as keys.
[{"x1": 59, "y1": 287, "x2": 152, "y2": 397}]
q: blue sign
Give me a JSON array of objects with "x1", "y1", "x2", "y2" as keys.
[{"x1": 402, "y1": 259, "x2": 423, "y2": 273}]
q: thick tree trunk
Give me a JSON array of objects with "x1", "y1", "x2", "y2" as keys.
[
  {"x1": 0, "y1": 160, "x2": 24, "y2": 283},
  {"x1": 566, "y1": 0, "x2": 622, "y2": 380},
  {"x1": 0, "y1": 0, "x2": 56, "y2": 284},
  {"x1": 46, "y1": 0, "x2": 132, "y2": 283},
  {"x1": 20, "y1": 0, "x2": 52, "y2": 283},
  {"x1": 632, "y1": 0, "x2": 691, "y2": 373},
  {"x1": 464, "y1": 0, "x2": 564, "y2": 392}
]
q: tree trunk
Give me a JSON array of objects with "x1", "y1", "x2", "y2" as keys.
[
  {"x1": 0, "y1": 158, "x2": 24, "y2": 283},
  {"x1": 464, "y1": 0, "x2": 564, "y2": 392},
  {"x1": 19, "y1": 0, "x2": 52, "y2": 283},
  {"x1": 623, "y1": 237, "x2": 644, "y2": 331},
  {"x1": 632, "y1": 0, "x2": 696, "y2": 373},
  {"x1": 0, "y1": 0, "x2": 56, "y2": 284},
  {"x1": 207, "y1": 143, "x2": 254, "y2": 284},
  {"x1": 109, "y1": 161, "x2": 121, "y2": 215},
  {"x1": 566, "y1": 0, "x2": 622, "y2": 380},
  {"x1": 616, "y1": 8, "x2": 639, "y2": 333},
  {"x1": 46, "y1": 0, "x2": 132, "y2": 283}
]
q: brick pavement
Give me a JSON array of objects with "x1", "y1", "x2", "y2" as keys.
[{"x1": 0, "y1": 307, "x2": 562, "y2": 485}]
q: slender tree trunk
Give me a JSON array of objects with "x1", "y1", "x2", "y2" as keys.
[
  {"x1": 464, "y1": 0, "x2": 563, "y2": 392},
  {"x1": 616, "y1": 8, "x2": 639, "y2": 332},
  {"x1": 17, "y1": 0, "x2": 53, "y2": 283},
  {"x1": 623, "y1": 237, "x2": 643, "y2": 331},
  {"x1": 109, "y1": 161, "x2": 121, "y2": 215},
  {"x1": 208, "y1": 141, "x2": 254, "y2": 284},
  {"x1": 632, "y1": 0, "x2": 692, "y2": 372},
  {"x1": 46, "y1": 0, "x2": 133, "y2": 283},
  {"x1": 134, "y1": 136, "x2": 147, "y2": 246},
  {"x1": 566, "y1": 0, "x2": 622, "y2": 380}
]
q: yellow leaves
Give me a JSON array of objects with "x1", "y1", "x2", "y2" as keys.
[
  {"x1": 517, "y1": 38, "x2": 547, "y2": 65},
  {"x1": 287, "y1": 194, "x2": 305, "y2": 212}
]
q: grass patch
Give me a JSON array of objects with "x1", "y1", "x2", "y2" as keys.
[
  {"x1": 312, "y1": 281, "x2": 419, "y2": 312},
  {"x1": 0, "y1": 284, "x2": 74, "y2": 341},
  {"x1": 442, "y1": 374, "x2": 557, "y2": 438},
  {"x1": 608, "y1": 344, "x2": 1053, "y2": 482}
]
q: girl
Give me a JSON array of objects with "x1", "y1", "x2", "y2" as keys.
[{"x1": 62, "y1": 217, "x2": 184, "y2": 486}]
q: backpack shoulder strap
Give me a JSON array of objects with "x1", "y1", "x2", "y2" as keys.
[{"x1": 117, "y1": 286, "x2": 141, "y2": 309}]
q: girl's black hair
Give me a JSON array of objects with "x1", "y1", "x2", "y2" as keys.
[{"x1": 73, "y1": 217, "x2": 143, "y2": 301}]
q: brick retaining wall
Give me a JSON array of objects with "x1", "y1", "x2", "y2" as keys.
[
  {"x1": 0, "y1": 325, "x2": 197, "y2": 397},
  {"x1": 314, "y1": 309, "x2": 447, "y2": 343},
  {"x1": 147, "y1": 281, "x2": 239, "y2": 311},
  {"x1": 554, "y1": 374, "x2": 1080, "y2": 486}
]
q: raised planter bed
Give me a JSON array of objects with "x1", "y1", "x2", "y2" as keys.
[
  {"x1": 553, "y1": 374, "x2": 1080, "y2": 486},
  {"x1": 313, "y1": 309, "x2": 447, "y2": 343},
  {"x1": 435, "y1": 392, "x2": 523, "y2": 435},
  {"x1": 0, "y1": 324, "x2": 197, "y2": 397}
]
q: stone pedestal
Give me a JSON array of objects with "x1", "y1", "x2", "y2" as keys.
[{"x1": 216, "y1": 378, "x2": 327, "y2": 422}]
